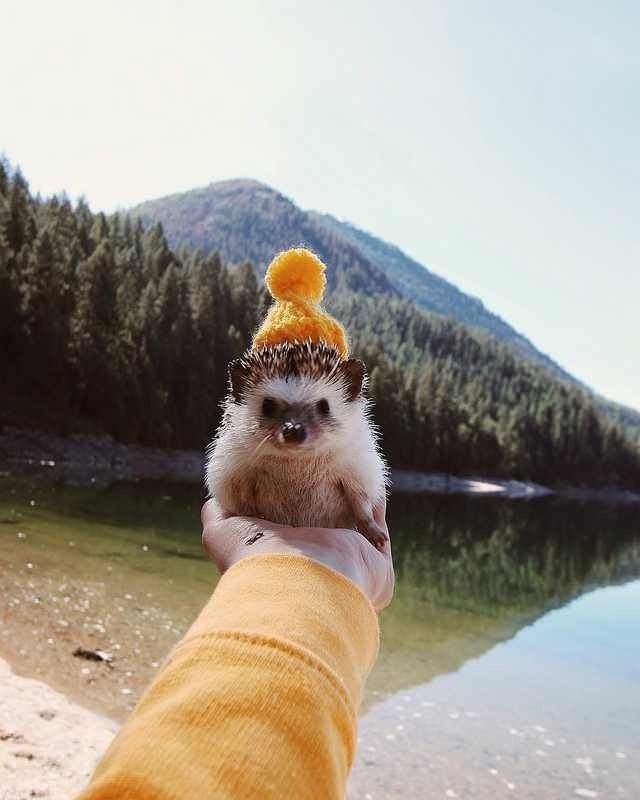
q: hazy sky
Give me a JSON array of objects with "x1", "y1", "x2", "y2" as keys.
[{"x1": 3, "y1": 0, "x2": 639, "y2": 409}]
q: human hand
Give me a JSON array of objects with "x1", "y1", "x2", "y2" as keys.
[{"x1": 201, "y1": 499, "x2": 394, "y2": 612}]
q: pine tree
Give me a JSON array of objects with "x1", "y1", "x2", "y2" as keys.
[
  {"x1": 0, "y1": 160, "x2": 9, "y2": 197},
  {"x1": 0, "y1": 200, "x2": 20, "y2": 364},
  {"x1": 69, "y1": 241, "x2": 123, "y2": 426},
  {"x1": 230, "y1": 261, "x2": 261, "y2": 347},
  {"x1": 6, "y1": 171, "x2": 34, "y2": 255}
]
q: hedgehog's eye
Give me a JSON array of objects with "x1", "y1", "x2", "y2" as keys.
[
  {"x1": 261, "y1": 397, "x2": 278, "y2": 417},
  {"x1": 317, "y1": 399, "x2": 330, "y2": 417}
]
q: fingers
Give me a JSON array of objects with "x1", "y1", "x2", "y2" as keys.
[
  {"x1": 374, "y1": 558, "x2": 395, "y2": 612},
  {"x1": 369, "y1": 495, "x2": 393, "y2": 609},
  {"x1": 370, "y1": 494, "x2": 392, "y2": 561},
  {"x1": 201, "y1": 500, "x2": 395, "y2": 611},
  {"x1": 201, "y1": 499, "x2": 243, "y2": 572},
  {"x1": 372, "y1": 494, "x2": 388, "y2": 534},
  {"x1": 201, "y1": 497, "x2": 231, "y2": 527}
]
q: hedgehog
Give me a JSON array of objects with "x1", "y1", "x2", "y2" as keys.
[{"x1": 205, "y1": 249, "x2": 388, "y2": 549}]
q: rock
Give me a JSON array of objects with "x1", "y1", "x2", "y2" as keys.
[{"x1": 72, "y1": 648, "x2": 113, "y2": 663}]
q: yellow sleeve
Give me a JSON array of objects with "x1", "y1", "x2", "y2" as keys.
[{"x1": 77, "y1": 554, "x2": 379, "y2": 800}]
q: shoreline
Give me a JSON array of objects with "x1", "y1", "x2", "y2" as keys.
[
  {"x1": 1, "y1": 425, "x2": 639, "y2": 502},
  {"x1": 0, "y1": 656, "x2": 117, "y2": 799},
  {"x1": 391, "y1": 470, "x2": 552, "y2": 498}
]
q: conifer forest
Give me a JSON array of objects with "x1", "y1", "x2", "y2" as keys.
[{"x1": 1, "y1": 162, "x2": 639, "y2": 488}]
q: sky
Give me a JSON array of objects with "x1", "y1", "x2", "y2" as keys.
[{"x1": 3, "y1": 0, "x2": 639, "y2": 409}]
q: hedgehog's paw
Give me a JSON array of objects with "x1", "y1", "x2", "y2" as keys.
[{"x1": 356, "y1": 516, "x2": 388, "y2": 551}]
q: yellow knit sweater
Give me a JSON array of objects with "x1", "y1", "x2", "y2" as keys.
[{"x1": 77, "y1": 554, "x2": 379, "y2": 799}]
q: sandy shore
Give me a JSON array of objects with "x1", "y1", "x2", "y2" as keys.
[
  {"x1": 3, "y1": 651, "x2": 637, "y2": 800},
  {"x1": 0, "y1": 656, "x2": 117, "y2": 800}
]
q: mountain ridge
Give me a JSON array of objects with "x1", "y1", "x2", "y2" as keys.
[
  {"x1": 132, "y1": 178, "x2": 640, "y2": 432},
  {"x1": 134, "y1": 179, "x2": 398, "y2": 297},
  {"x1": 132, "y1": 179, "x2": 571, "y2": 379},
  {"x1": 311, "y1": 210, "x2": 575, "y2": 384}
]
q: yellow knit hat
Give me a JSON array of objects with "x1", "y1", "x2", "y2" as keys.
[{"x1": 252, "y1": 248, "x2": 349, "y2": 358}]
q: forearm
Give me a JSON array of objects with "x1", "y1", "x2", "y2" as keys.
[{"x1": 77, "y1": 554, "x2": 379, "y2": 800}]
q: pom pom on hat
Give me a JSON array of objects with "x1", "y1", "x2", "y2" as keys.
[
  {"x1": 252, "y1": 248, "x2": 349, "y2": 358},
  {"x1": 265, "y1": 248, "x2": 326, "y2": 302}
]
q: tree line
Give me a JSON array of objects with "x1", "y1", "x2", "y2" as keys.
[{"x1": 1, "y1": 160, "x2": 639, "y2": 488}]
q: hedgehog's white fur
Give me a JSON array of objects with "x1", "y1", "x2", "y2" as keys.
[{"x1": 206, "y1": 370, "x2": 388, "y2": 531}]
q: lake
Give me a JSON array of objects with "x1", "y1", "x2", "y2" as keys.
[{"x1": 1, "y1": 477, "x2": 639, "y2": 799}]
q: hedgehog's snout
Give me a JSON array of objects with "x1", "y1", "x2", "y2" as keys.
[{"x1": 280, "y1": 421, "x2": 306, "y2": 445}]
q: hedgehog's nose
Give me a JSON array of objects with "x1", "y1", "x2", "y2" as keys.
[{"x1": 281, "y1": 421, "x2": 306, "y2": 444}]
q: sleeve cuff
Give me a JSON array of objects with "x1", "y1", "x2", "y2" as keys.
[{"x1": 181, "y1": 554, "x2": 379, "y2": 709}]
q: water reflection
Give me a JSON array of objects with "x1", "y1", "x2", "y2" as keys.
[
  {"x1": 1, "y1": 479, "x2": 639, "y2": 727},
  {"x1": 351, "y1": 579, "x2": 640, "y2": 799},
  {"x1": 370, "y1": 494, "x2": 640, "y2": 702},
  {"x1": 349, "y1": 495, "x2": 640, "y2": 798}
]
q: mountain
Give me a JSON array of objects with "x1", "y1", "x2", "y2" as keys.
[
  {"x1": 133, "y1": 179, "x2": 397, "y2": 297},
  {"x1": 134, "y1": 179, "x2": 568, "y2": 378},
  {"x1": 133, "y1": 179, "x2": 640, "y2": 435}
]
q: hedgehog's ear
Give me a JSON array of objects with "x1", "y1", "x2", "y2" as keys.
[
  {"x1": 337, "y1": 359, "x2": 365, "y2": 401},
  {"x1": 228, "y1": 360, "x2": 250, "y2": 402}
]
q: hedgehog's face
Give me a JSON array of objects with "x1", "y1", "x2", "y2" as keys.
[{"x1": 228, "y1": 353, "x2": 366, "y2": 458}]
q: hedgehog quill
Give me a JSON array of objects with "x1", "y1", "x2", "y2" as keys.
[{"x1": 206, "y1": 248, "x2": 388, "y2": 549}]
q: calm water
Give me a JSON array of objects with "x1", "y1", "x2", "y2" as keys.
[
  {"x1": 1, "y1": 478, "x2": 639, "y2": 798},
  {"x1": 350, "y1": 494, "x2": 640, "y2": 799}
]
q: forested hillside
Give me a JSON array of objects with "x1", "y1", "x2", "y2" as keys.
[
  {"x1": 134, "y1": 180, "x2": 569, "y2": 380},
  {"x1": 2, "y1": 161, "x2": 639, "y2": 488},
  {"x1": 134, "y1": 179, "x2": 640, "y2": 437}
]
